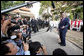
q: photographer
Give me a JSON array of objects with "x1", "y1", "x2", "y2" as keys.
[
  {"x1": 7, "y1": 24, "x2": 20, "y2": 38},
  {"x1": 53, "y1": 48, "x2": 67, "y2": 55},
  {"x1": 26, "y1": 25, "x2": 31, "y2": 40},
  {"x1": 1, "y1": 14, "x2": 6, "y2": 25},
  {"x1": 22, "y1": 25, "x2": 27, "y2": 43},
  {"x1": 21, "y1": 25, "x2": 31, "y2": 43},
  {"x1": 29, "y1": 41, "x2": 48, "y2": 55},
  {"x1": 1, "y1": 19, "x2": 11, "y2": 37},
  {"x1": 0, "y1": 41, "x2": 30, "y2": 55},
  {"x1": 6, "y1": 31, "x2": 30, "y2": 55}
]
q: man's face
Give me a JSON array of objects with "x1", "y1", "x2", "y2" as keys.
[
  {"x1": 61, "y1": 13, "x2": 66, "y2": 18},
  {"x1": 6, "y1": 43, "x2": 18, "y2": 55},
  {"x1": 9, "y1": 15, "x2": 12, "y2": 20},
  {"x1": 61, "y1": 13, "x2": 64, "y2": 18},
  {"x1": 18, "y1": 33, "x2": 22, "y2": 39}
]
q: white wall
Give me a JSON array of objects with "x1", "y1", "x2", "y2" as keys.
[{"x1": 29, "y1": 2, "x2": 41, "y2": 19}]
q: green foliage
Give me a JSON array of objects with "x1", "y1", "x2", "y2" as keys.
[
  {"x1": 39, "y1": 1, "x2": 83, "y2": 20},
  {"x1": 1, "y1": 1, "x2": 25, "y2": 10},
  {"x1": 40, "y1": 1, "x2": 52, "y2": 7},
  {"x1": 80, "y1": 12, "x2": 83, "y2": 20},
  {"x1": 76, "y1": 6, "x2": 83, "y2": 13},
  {"x1": 39, "y1": 7, "x2": 44, "y2": 15},
  {"x1": 69, "y1": 13, "x2": 73, "y2": 20},
  {"x1": 42, "y1": 13, "x2": 51, "y2": 20},
  {"x1": 1, "y1": 1, "x2": 12, "y2": 10},
  {"x1": 2, "y1": 1, "x2": 83, "y2": 20},
  {"x1": 39, "y1": 1, "x2": 52, "y2": 15}
]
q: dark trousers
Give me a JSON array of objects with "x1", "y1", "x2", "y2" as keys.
[
  {"x1": 59, "y1": 30, "x2": 67, "y2": 45},
  {"x1": 23, "y1": 37, "x2": 26, "y2": 43},
  {"x1": 46, "y1": 26, "x2": 50, "y2": 32},
  {"x1": 32, "y1": 27, "x2": 37, "y2": 33}
]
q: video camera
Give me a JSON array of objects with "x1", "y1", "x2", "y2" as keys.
[
  {"x1": 11, "y1": 20, "x2": 17, "y2": 24},
  {"x1": 22, "y1": 33, "x2": 30, "y2": 43}
]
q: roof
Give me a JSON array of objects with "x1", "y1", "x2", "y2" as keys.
[
  {"x1": 19, "y1": 7, "x2": 30, "y2": 12},
  {"x1": 9, "y1": 8, "x2": 34, "y2": 17}
]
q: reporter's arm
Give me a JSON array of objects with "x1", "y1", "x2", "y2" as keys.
[
  {"x1": 1, "y1": 19, "x2": 10, "y2": 35},
  {"x1": 24, "y1": 51, "x2": 30, "y2": 55},
  {"x1": 22, "y1": 42, "x2": 30, "y2": 55},
  {"x1": 41, "y1": 45, "x2": 48, "y2": 55}
]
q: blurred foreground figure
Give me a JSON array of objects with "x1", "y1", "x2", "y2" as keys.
[
  {"x1": 0, "y1": 41, "x2": 30, "y2": 55},
  {"x1": 53, "y1": 48, "x2": 67, "y2": 55}
]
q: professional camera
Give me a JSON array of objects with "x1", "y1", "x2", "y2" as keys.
[
  {"x1": 11, "y1": 20, "x2": 17, "y2": 24},
  {"x1": 22, "y1": 33, "x2": 28, "y2": 43},
  {"x1": 10, "y1": 25, "x2": 20, "y2": 31}
]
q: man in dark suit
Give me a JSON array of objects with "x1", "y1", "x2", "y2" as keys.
[
  {"x1": 31, "y1": 18, "x2": 37, "y2": 33},
  {"x1": 58, "y1": 12, "x2": 70, "y2": 46}
]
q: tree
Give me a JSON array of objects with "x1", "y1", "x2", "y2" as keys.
[
  {"x1": 39, "y1": 1, "x2": 52, "y2": 15},
  {"x1": 39, "y1": 1, "x2": 83, "y2": 20},
  {"x1": 1, "y1": 1, "x2": 25, "y2": 10},
  {"x1": 42, "y1": 13, "x2": 52, "y2": 20}
]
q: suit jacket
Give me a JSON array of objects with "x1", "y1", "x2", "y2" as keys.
[
  {"x1": 31, "y1": 19, "x2": 37, "y2": 27},
  {"x1": 58, "y1": 17, "x2": 70, "y2": 33}
]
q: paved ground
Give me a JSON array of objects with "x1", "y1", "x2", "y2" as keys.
[
  {"x1": 30, "y1": 28, "x2": 83, "y2": 55},
  {"x1": 66, "y1": 30, "x2": 83, "y2": 49}
]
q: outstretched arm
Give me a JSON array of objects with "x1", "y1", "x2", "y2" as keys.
[{"x1": 41, "y1": 45, "x2": 48, "y2": 55}]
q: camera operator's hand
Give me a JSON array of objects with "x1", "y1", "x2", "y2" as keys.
[
  {"x1": 1, "y1": 19, "x2": 11, "y2": 34},
  {"x1": 11, "y1": 23, "x2": 16, "y2": 27},
  {"x1": 57, "y1": 28, "x2": 59, "y2": 31},
  {"x1": 4, "y1": 19, "x2": 11, "y2": 25},
  {"x1": 22, "y1": 41, "x2": 29, "y2": 51},
  {"x1": 61, "y1": 26, "x2": 65, "y2": 29},
  {"x1": 41, "y1": 45, "x2": 48, "y2": 55}
]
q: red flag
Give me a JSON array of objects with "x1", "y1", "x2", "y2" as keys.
[{"x1": 74, "y1": 21, "x2": 77, "y2": 27}]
